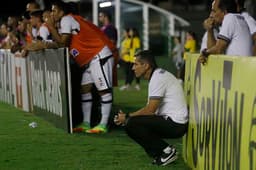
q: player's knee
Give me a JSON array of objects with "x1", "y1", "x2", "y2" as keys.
[
  {"x1": 101, "y1": 93, "x2": 112, "y2": 103},
  {"x1": 81, "y1": 93, "x2": 92, "y2": 101}
]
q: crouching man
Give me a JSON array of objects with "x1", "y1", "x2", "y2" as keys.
[{"x1": 114, "y1": 50, "x2": 188, "y2": 166}]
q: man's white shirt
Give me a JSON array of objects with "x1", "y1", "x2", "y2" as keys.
[
  {"x1": 148, "y1": 68, "x2": 188, "y2": 124},
  {"x1": 241, "y1": 11, "x2": 256, "y2": 35},
  {"x1": 217, "y1": 13, "x2": 252, "y2": 56},
  {"x1": 60, "y1": 15, "x2": 80, "y2": 34},
  {"x1": 38, "y1": 25, "x2": 51, "y2": 41}
]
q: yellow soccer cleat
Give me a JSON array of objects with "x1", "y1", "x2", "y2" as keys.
[
  {"x1": 73, "y1": 122, "x2": 90, "y2": 133},
  {"x1": 86, "y1": 124, "x2": 107, "y2": 134}
]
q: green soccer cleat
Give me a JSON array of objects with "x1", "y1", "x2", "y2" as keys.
[
  {"x1": 86, "y1": 124, "x2": 108, "y2": 134},
  {"x1": 73, "y1": 122, "x2": 90, "y2": 133}
]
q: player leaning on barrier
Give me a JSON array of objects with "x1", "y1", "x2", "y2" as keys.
[
  {"x1": 25, "y1": 1, "x2": 118, "y2": 134},
  {"x1": 199, "y1": 0, "x2": 253, "y2": 64},
  {"x1": 236, "y1": 0, "x2": 256, "y2": 56},
  {"x1": 114, "y1": 50, "x2": 188, "y2": 166}
]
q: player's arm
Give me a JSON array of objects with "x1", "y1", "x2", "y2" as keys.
[
  {"x1": 47, "y1": 23, "x2": 71, "y2": 47},
  {"x1": 129, "y1": 98, "x2": 161, "y2": 117},
  {"x1": 199, "y1": 38, "x2": 228, "y2": 64},
  {"x1": 207, "y1": 29, "x2": 217, "y2": 49},
  {"x1": 207, "y1": 38, "x2": 228, "y2": 54}
]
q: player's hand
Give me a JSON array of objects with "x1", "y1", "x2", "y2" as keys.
[
  {"x1": 198, "y1": 49, "x2": 209, "y2": 65},
  {"x1": 21, "y1": 49, "x2": 28, "y2": 58},
  {"x1": 203, "y1": 17, "x2": 214, "y2": 31},
  {"x1": 44, "y1": 15, "x2": 55, "y2": 28},
  {"x1": 198, "y1": 54, "x2": 207, "y2": 65}
]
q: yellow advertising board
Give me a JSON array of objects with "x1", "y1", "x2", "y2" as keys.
[{"x1": 183, "y1": 53, "x2": 256, "y2": 170}]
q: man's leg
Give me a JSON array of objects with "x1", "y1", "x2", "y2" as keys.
[
  {"x1": 73, "y1": 67, "x2": 93, "y2": 132},
  {"x1": 98, "y1": 90, "x2": 112, "y2": 126},
  {"x1": 80, "y1": 84, "x2": 93, "y2": 127},
  {"x1": 125, "y1": 116, "x2": 170, "y2": 157},
  {"x1": 86, "y1": 54, "x2": 114, "y2": 133},
  {"x1": 125, "y1": 115, "x2": 188, "y2": 158}
]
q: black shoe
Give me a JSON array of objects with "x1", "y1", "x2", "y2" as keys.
[{"x1": 153, "y1": 147, "x2": 178, "y2": 166}]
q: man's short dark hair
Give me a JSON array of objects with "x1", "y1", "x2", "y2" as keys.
[
  {"x1": 23, "y1": 11, "x2": 31, "y2": 20},
  {"x1": 135, "y1": 50, "x2": 157, "y2": 69},
  {"x1": 30, "y1": 10, "x2": 43, "y2": 18},
  {"x1": 236, "y1": 0, "x2": 245, "y2": 8},
  {"x1": 27, "y1": 0, "x2": 40, "y2": 10},
  {"x1": 218, "y1": 0, "x2": 238, "y2": 13},
  {"x1": 52, "y1": 1, "x2": 68, "y2": 14},
  {"x1": 99, "y1": 10, "x2": 111, "y2": 21}
]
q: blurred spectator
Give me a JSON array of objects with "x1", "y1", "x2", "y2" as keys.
[
  {"x1": 184, "y1": 30, "x2": 197, "y2": 53},
  {"x1": 171, "y1": 36, "x2": 184, "y2": 79},
  {"x1": 29, "y1": 10, "x2": 51, "y2": 41},
  {"x1": 98, "y1": 10, "x2": 118, "y2": 46},
  {"x1": 119, "y1": 27, "x2": 141, "y2": 91},
  {"x1": 236, "y1": 0, "x2": 256, "y2": 55},
  {"x1": 7, "y1": 16, "x2": 19, "y2": 32},
  {"x1": 25, "y1": 1, "x2": 41, "y2": 41},
  {"x1": 0, "y1": 23, "x2": 8, "y2": 45},
  {"x1": 17, "y1": 19, "x2": 28, "y2": 46},
  {"x1": 42, "y1": 10, "x2": 51, "y2": 23},
  {"x1": 180, "y1": 30, "x2": 197, "y2": 81},
  {"x1": 119, "y1": 28, "x2": 132, "y2": 90},
  {"x1": 0, "y1": 21, "x2": 18, "y2": 50},
  {"x1": 26, "y1": 1, "x2": 41, "y2": 12}
]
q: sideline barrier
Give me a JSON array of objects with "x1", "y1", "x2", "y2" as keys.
[
  {"x1": 0, "y1": 50, "x2": 15, "y2": 105},
  {"x1": 0, "y1": 49, "x2": 73, "y2": 133},
  {"x1": 14, "y1": 53, "x2": 29, "y2": 112},
  {"x1": 27, "y1": 49, "x2": 72, "y2": 133},
  {"x1": 183, "y1": 54, "x2": 256, "y2": 170}
]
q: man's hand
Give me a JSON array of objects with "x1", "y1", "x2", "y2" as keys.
[
  {"x1": 21, "y1": 49, "x2": 29, "y2": 58},
  {"x1": 44, "y1": 15, "x2": 55, "y2": 29},
  {"x1": 198, "y1": 48, "x2": 209, "y2": 65},
  {"x1": 114, "y1": 110, "x2": 127, "y2": 126},
  {"x1": 198, "y1": 54, "x2": 207, "y2": 65},
  {"x1": 203, "y1": 17, "x2": 214, "y2": 31}
]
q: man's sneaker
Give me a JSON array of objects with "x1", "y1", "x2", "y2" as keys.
[
  {"x1": 119, "y1": 84, "x2": 131, "y2": 91},
  {"x1": 73, "y1": 122, "x2": 90, "y2": 133},
  {"x1": 86, "y1": 124, "x2": 108, "y2": 134},
  {"x1": 134, "y1": 84, "x2": 140, "y2": 91},
  {"x1": 153, "y1": 146, "x2": 178, "y2": 166}
]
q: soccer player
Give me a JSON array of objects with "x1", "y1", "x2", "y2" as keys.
[
  {"x1": 114, "y1": 50, "x2": 188, "y2": 166},
  {"x1": 27, "y1": 1, "x2": 117, "y2": 133},
  {"x1": 199, "y1": 0, "x2": 253, "y2": 64}
]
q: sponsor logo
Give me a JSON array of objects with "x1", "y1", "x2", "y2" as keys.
[{"x1": 70, "y1": 48, "x2": 79, "y2": 58}]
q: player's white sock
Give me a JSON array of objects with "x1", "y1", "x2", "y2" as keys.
[
  {"x1": 81, "y1": 93, "x2": 92, "y2": 124},
  {"x1": 100, "y1": 93, "x2": 112, "y2": 125}
]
